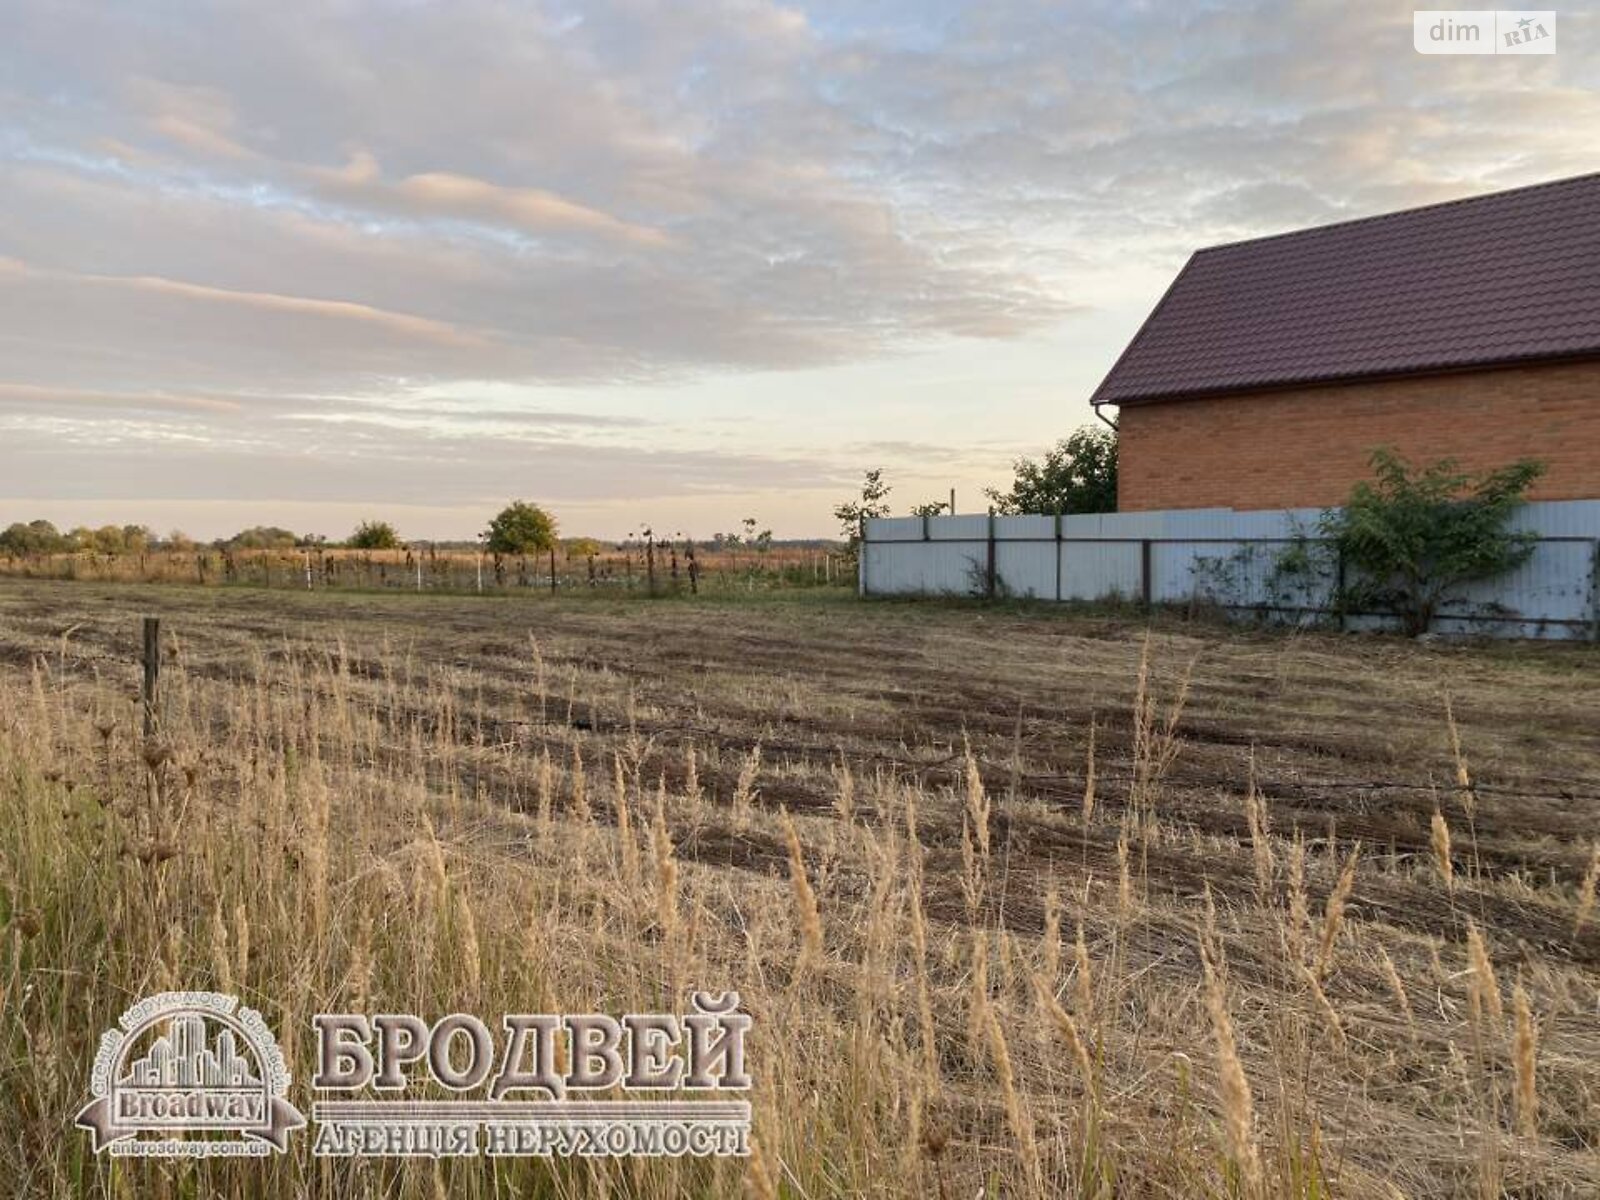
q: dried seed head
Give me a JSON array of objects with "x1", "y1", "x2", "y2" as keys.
[
  {"x1": 1466, "y1": 922, "x2": 1503, "y2": 1023},
  {"x1": 1513, "y1": 984, "x2": 1539, "y2": 1138},
  {"x1": 781, "y1": 809, "x2": 823, "y2": 972},
  {"x1": 1199, "y1": 934, "x2": 1261, "y2": 1192},
  {"x1": 1430, "y1": 810, "x2": 1454, "y2": 890},
  {"x1": 1315, "y1": 841, "x2": 1361, "y2": 981},
  {"x1": 1575, "y1": 844, "x2": 1599, "y2": 936}
]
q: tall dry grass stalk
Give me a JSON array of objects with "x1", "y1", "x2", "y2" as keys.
[
  {"x1": 983, "y1": 998, "x2": 1042, "y2": 1190},
  {"x1": 1512, "y1": 983, "x2": 1539, "y2": 1138},
  {"x1": 1431, "y1": 810, "x2": 1455, "y2": 890},
  {"x1": 1199, "y1": 934, "x2": 1262, "y2": 1196},
  {"x1": 1041, "y1": 887, "x2": 1062, "y2": 982},
  {"x1": 1465, "y1": 922, "x2": 1503, "y2": 1023},
  {"x1": 1576, "y1": 844, "x2": 1599, "y2": 935},
  {"x1": 1443, "y1": 694, "x2": 1477, "y2": 819},
  {"x1": 6, "y1": 590, "x2": 1600, "y2": 1200},
  {"x1": 733, "y1": 743, "x2": 762, "y2": 828},
  {"x1": 1245, "y1": 756, "x2": 1274, "y2": 900},
  {"x1": 1315, "y1": 841, "x2": 1360, "y2": 981},
  {"x1": 1285, "y1": 833, "x2": 1309, "y2": 967},
  {"x1": 960, "y1": 739, "x2": 991, "y2": 921},
  {"x1": 1081, "y1": 717, "x2": 1097, "y2": 827},
  {"x1": 1377, "y1": 944, "x2": 1414, "y2": 1032},
  {"x1": 782, "y1": 808, "x2": 823, "y2": 973},
  {"x1": 833, "y1": 753, "x2": 855, "y2": 825}
]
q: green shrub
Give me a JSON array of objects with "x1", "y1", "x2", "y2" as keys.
[{"x1": 1323, "y1": 448, "x2": 1545, "y2": 636}]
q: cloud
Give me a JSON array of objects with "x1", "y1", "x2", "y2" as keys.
[
  {"x1": 0, "y1": 0, "x2": 1595, "y2": 535},
  {"x1": 311, "y1": 152, "x2": 672, "y2": 247},
  {"x1": 126, "y1": 76, "x2": 256, "y2": 160},
  {"x1": 0, "y1": 381, "x2": 244, "y2": 415}
]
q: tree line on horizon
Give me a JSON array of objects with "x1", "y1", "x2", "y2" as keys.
[{"x1": 1, "y1": 501, "x2": 828, "y2": 560}]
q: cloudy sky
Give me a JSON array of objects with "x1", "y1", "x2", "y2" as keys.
[{"x1": 2, "y1": 1, "x2": 1595, "y2": 540}]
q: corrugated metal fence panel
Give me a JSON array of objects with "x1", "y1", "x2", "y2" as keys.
[
  {"x1": 1513, "y1": 500, "x2": 1600, "y2": 536},
  {"x1": 996, "y1": 515, "x2": 1057, "y2": 540},
  {"x1": 863, "y1": 539, "x2": 986, "y2": 595},
  {"x1": 1156, "y1": 539, "x2": 1339, "y2": 611},
  {"x1": 862, "y1": 501, "x2": 1600, "y2": 636},
  {"x1": 1447, "y1": 538, "x2": 1596, "y2": 631},
  {"x1": 1060, "y1": 542, "x2": 1143, "y2": 601},
  {"x1": 995, "y1": 542, "x2": 1056, "y2": 598},
  {"x1": 931, "y1": 515, "x2": 992, "y2": 542},
  {"x1": 866, "y1": 516, "x2": 927, "y2": 543}
]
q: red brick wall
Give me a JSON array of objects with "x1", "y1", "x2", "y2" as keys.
[{"x1": 1115, "y1": 360, "x2": 1600, "y2": 511}]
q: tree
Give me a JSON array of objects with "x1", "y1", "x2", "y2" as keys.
[
  {"x1": 909, "y1": 501, "x2": 949, "y2": 518},
  {"x1": 833, "y1": 468, "x2": 892, "y2": 558},
  {"x1": 565, "y1": 537, "x2": 602, "y2": 560},
  {"x1": 486, "y1": 501, "x2": 558, "y2": 555},
  {"x1": 0, "y1": 519, "x2": 67, "y2": 556},
  {"x1": 742, "y1": 517, "x2": 773, "y2": 554},
  {"x1": 349, "y1": 520, "x2": 401, "y2": 550},
  {"x1": 223, "y1": 526, "x2": 298, "y2": 550},
  {"x1": 985, "y1": 426, "x2": 1117, "y2": 515},
  {"x1": 1323, "y1": 448, "x2": 1546, "y2": 637}
]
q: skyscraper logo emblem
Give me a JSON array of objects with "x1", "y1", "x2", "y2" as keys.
[{"x1": 76, "y1": 992, "x2": 305, "y2": 1156}]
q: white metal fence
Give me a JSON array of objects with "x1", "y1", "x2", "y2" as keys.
[{"x1": 860, "y1": 501, "x2": 1600, "y2": 639}]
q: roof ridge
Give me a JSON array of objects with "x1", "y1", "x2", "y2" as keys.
[{"x1": 1193, "y1": 170, "x2": 1600, "y2": 256}]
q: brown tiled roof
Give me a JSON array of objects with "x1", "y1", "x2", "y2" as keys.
[{"x1": 1091, "y1": 172, "x2": 1600, "y2": 408}]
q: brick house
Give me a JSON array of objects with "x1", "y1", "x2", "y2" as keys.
[{"x1": 1091, "y1": 173, "x2": 1600, "y2": 512}]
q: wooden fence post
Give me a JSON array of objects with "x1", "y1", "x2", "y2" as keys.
[
  {"x1": 141, "y1": 617, "x2": 161, "y2": 740},
  {"x1": 549, "y1": 547, "x2": 557, "y2": 594}
]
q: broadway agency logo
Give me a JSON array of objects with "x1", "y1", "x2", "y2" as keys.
[{"x1": 76, "y1": 991, "x2": 305, "y2": 1157}]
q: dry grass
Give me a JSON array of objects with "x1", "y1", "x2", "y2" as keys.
[{"x1": 2, "y1": 579, "x2": 1599, "y2": 1199}]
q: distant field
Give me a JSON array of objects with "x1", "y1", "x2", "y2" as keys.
[
  {"x1": 2, "y1": 579, "x2": 1598, "y2": 1198},
  {"x1": 0, "y1": 543, "x2": 849, "y2": 595}
]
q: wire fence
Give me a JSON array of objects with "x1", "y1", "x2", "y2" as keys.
[{"x1": 0, "y1": 543, "x2": 852, "y2": 597}]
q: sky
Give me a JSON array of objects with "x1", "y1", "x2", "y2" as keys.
[{"x1": 1, "y1": 1, "x2": 1595, "y2": 541}]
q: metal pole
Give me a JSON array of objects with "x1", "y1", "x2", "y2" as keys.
[
  {"x1": 1054, "y1": 512, "x2": 1062, "y2": 603},
  {"x1": 1592, "y1": 539, "x2": 1600, "y2": 643},
  {"x1": 986, "y1": 510, "x2": 996, "y2": 599}
]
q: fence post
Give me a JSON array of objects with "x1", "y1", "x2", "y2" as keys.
[
  {"x1": 1140, "y1": 539, "x2": 1152, "y2": 607},
  {"x1": 1054, "y1": 512, "x2": 1063, "y2": 602},
  {"x1": 986, "y1": 510, "x2": 997, "y2": 599},
  {"x1": 859, "y1": 516, "x2": 868, "y2": 597},
  {"x1": 1592, "y1": 540, "x2": 1600, "y2": 643},
  {"x1": 549, "y1": 548, "x2": 557, "y2": 595},
  {"x1": 1335, "y1": 543, "x2": 1347, "y2": 632},
  {"x1": 141, "y1": 617, "x2": 161, "y2": 740}
]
